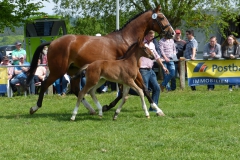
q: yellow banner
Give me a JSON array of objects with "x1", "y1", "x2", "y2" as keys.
[
  {"x1": 187, "y1": 60, "x2": 240, "y2": 85},
  {"x1": 0, "y1": 67, "x2": 8, "y2": 84}
]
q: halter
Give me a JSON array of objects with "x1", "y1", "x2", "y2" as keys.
[{"x1": 152, "y1": 10, "x2": 172, "y2": 38}]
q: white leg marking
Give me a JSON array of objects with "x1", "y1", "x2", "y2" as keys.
[
  {"x1": 32, "y1": 105, "x2": 39, "y2": 112},
  {"x1": 82, "y1": 99, "x2": 96, "y2": 114},
  {"x1": 150, "y1": 103, "x2": 165, "y2": 116}
]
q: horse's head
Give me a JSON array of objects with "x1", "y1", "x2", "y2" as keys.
[
  {"x1": 151, "y1": 5, "x2": 175, "y2": 39},
  {"x1": 138, "y1": 38, "x2": 154, "y2": 60}
]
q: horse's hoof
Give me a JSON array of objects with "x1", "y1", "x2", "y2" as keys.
[
  {"x1": 99, "y1": 115, "x2": 103, "y2": 119},
  {"x1": 29, "y1": 108, "x2": 37, "y2": 115},
  {"x1": 102, "y1": 105, "x2": 110, "y2": 112},
  {"x1": 156, "y1": 112, "x2": 165, "y2": 116},
  {"x1": 146, "y1": 116, "x2": 150, "y2": 119}
]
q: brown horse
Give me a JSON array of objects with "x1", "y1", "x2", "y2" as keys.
[
  {"x1": 27, "y1": 5, "x2": 174, "y2": 115},
  {"x1": 70, "y1": 39, "x2": 164, "y2": 121}
]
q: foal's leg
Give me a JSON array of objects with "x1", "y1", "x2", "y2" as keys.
[
  {"x1": 70, "y1": 88, "x2": 88, "y2": 121},
  {"x1": 82, "y1": 98, "x2": 96, "y2": 115},
  {"x1": 129, "y1": 82, "x2": 150, "y2": 118},
  {"x1": 88, "y1": 80, "x2": 106, "y2": 118},
  {"x1": 135, "y1": 72, "x2": 165, "y2": 116},
  {"x1": 102, "y1": 71, "x2": 155, "y2": 112},
  {"x1": 70, "y1": 77, "x2": 96, "y2": 114},
  {"x1": 113, "y1": 85, "x2": 130, "y2": 120}
]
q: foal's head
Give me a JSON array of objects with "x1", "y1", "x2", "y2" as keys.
[
  {"x1": 151, "y1": 5, "x2": 175, "y2": 39},
  {"x1": 137, "y1": 38, "x2": 154, "y2": 60}
]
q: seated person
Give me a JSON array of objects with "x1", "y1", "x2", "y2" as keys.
[
  {"x1": 0, "y1": 56, "x2": 14, "y2": 96},
  {"x1": 10, "y1": 55, "x2": 35, "y2": 94},
  {"x1": 34, "y1": 59, "x2": 46, "y2": 83},
  {"x1": 53, "y1": 74, "x2": 70, "y2": 96},
  {"x1": 1, "y1": 56, "x2": 14, "y2": 80}
]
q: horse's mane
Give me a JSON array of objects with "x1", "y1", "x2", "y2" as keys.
[
  {"x1": 116, "y1": 42, "x2": 138, "y2": 60},
  {"x1": 112, "y1": 9, "x2": 151, "y2": 32}
]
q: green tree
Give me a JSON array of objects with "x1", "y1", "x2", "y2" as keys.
[
  {"x1": 52, "y1": 0, "x2": 240, "y2": 37},
  {"x1": 0, "y1": 0, "x2": 49, "y2": 33}
]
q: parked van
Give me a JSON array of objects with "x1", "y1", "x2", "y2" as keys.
[{"x1": 0, "y1": 45, "x2": 16, "y2": 64}]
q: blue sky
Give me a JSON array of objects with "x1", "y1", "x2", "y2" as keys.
[{"x1": 39, "y1": 0, "x2": 55, "y2": 15}]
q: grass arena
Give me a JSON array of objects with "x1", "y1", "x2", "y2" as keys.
[{"x1": 0, "y1": 82, "x2": 239, "y2": 159}]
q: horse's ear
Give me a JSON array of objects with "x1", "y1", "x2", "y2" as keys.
[{"x1": 155, "y1": 5, "x2": 161, "y2": 13}]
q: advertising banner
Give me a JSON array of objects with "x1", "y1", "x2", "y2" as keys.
[
  {"x1": 187, "y1": 60, "x2": 240, "y2": 86},
  {"x1": 0, "y1": 67, "x2": 8, "y2": 93}
]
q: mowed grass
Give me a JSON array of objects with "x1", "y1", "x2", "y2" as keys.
[{"x1": 0, "y1": 83, "x2": 239, "y2": 160}]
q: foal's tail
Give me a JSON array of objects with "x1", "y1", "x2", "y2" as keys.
[
  {"x1": 27, "y1": 42, "x2": 51, "y2": 84},
  {"x1": 71, "y1": 64, "x2": 89, "y2": 80}
]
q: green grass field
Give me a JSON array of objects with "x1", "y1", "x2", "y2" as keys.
[{"x1": 0, "y1": 84, "x2": 239, "y2": 160}]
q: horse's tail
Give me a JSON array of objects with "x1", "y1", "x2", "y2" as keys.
[
  {"x1": 27, "y1": 42, "x2": 51, "y2": 84},
  {"x1": 71, "y1": 64, "x2": 89, "y2": 80}
]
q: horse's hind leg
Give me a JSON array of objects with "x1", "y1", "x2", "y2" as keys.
[
  {"x1": 113, "y1": 85, "x2": 130, "y2": 120},
  {"x1": 30, "y1": 73, "x2": 61, "y2": 114}
]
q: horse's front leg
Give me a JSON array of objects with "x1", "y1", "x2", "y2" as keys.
[
  {"x1": 113, "y1": 85, "x2": 129, "y2": 120},
  {"x1": 30, "y1": 74, "x2": 57, "y2": 114},
  {"x1": 102, "y1": 84, "x2": 123, "y2": 112}
]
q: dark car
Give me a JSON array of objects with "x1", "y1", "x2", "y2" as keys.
[{"x1": 0, "y1": 45, "x2": 16, "y2": 64}]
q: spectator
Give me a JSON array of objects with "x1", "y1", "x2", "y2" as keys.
[
  {"x1": 203, "y1": 36, "x2": 222, "y2": 91},
  {"x1": 221, "y1": 35, "x2": 240, "y2": 91},
  {"x1": 184, "y1": 29, "x2": 198, "y2": 91},
  {"x1": 170, "y1": 29, "x2": 186, "y2": 91},
  {"x1": 0, "y1": 56, "x2": 14, "y2": 96},
  {"x1": 53, "y1": 74, "x2": 70, "y2": 96},
  {"x1": 10, "y1": 54, "x2": 35, "y2": 95},
  {"x1": 34, "y1": 59, "x2": 46, "y2": 83},
  {"x1": 141, "y1": 30, "x2": 168, "y2": 111},
  {"x1": 152, "y1": 38, "x2": 163, "y2": 80},
  {"x1": 159, "y1": 35, "x2": 176, "y2": 92},
  {"x1": 40, "y1": 46, "x2": 48, "y2": 65},
  {"x1": 153, "y1": 38, "x2": 161, "y2": 56},
  {"x1": 0, "y1": 50, "x2": 3, "y2": 62},
  {"x1": 79, "y1": 71, "x2": 86, "y2": 90},
  {"x1": 12, "y1": 41, "x2": 26, "y2": 65},
  {"x1": 0, "y1": 56, "x2": 14, "y2": 80}
]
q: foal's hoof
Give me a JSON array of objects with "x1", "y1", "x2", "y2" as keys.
[
  {"x1": 70, "y1": 117, "x2": 75, "y2": 121},
  {"x1": 156, "y1": 112, "x2": 165, "y2": 116},
  {"x1": 29, "y1": 107, "x2": 38, "y2": 115},
  {"x1": 89, "y1": 111, "x2": 96, "y2": 115},
  {"x1": 146, "y1": 116, "x2": 150, "y2": 119}
]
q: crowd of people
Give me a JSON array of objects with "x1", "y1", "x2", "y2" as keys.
[
  {"x1": 0, "y1": 41, "x2": 50, "y2": 96},
  {"x1": 1, "y1": 30, "x2": 240, "y2": 97},
  {"x1": 155, "y1": 29, "x2": 240, "y2": 92}
]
